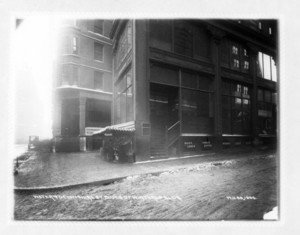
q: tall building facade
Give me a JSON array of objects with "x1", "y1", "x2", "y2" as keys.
[
  {"x1": 105, "y1": 19, "x2": 278, "y2": 162},
  {"x1": 53, "y1": 20, "x2": 113, "y2": 151}
]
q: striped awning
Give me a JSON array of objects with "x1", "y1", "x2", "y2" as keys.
[{"x1": 92, "y1": 121, "x2": 135, "y2": 135}]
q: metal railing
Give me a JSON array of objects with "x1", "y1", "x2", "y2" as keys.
[{"x1": 165, "y1": 121, "x2": 180, "y2": 156}]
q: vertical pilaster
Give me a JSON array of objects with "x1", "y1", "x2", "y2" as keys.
[
  {"x1": 208, "y1": 26, "x2": 225, "y2": 151},
  {"x1": 133, "y1": 20, "x2": 151, "y2": 161},
  {"x1": 248, "y1": 44, "x2": 259, "y2": 141}
]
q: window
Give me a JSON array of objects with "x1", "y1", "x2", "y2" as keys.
[
  {"x1": 174, "y1": 21, "x2": 194, "y2": 57},
  {"x1": 233, "y1": 59, "x2": 240, "y2": 68},
  {"x1": 115, "y1": 21, "x2": 132, "y2": 69},
  {"x1": 150, "y1": 64, "x2": 179, "y2": 86},
  {"x1": 94, "y1": 43, "x2": 104, "y2": 61},
  {"x1": 94, "y1": 71, "x2": 103, "y2": 90},
  {"x1": 269, "y1": 27, "x2": 272, "y2": 35},
  {"x1": 114, "y1": 68, "x2": 133, "y2": 124},
  {"x1": 86, "y1": 99, "x2": 111, "y2": 127},
  {"x1": 244, "y1": 49, "x2": 248, "y2": 57},
  {"x1": 150, "y1": 20, "x2": 172, "y2": 51},
  {"x1": 94, "y1": 20, "x2": 104, "y2": 35},
  {"x1": 181, "y1": 70, "x2": 214, "y2": 134},
  {"x1": 258, "y1": 21, "x2": 262, "y2": 30},
  {"x1": 61, "y1": 99, "x2": 79, "y2": 135},
  {"x1": 150, "y1": 20, "x2": 210, "y2": 59},
  {"x1": 236, "y1": 84, "x2": 242, "y2": 93},
  {"x1": 222, "y1": 80, "x2": 251, "y2": 135},
  {"x1": 232, "y1": 46, "x2": 238, "y2": 55},
  {"x1": 257, "y1": 52, "x2": 277, "y2": 81},
  {"x1": 72, "y1": 37, "x2": 78, "y2": 54},
  {"x1": 182, "y1": 70, "x2": 213, "y2": 91},
  {"x1": 194, "y1": 25, "x2": 210, "y2": 58},
  {"x1": 257, "y1": 89, "x2": 277, "y2": 134},
  {"x1": 61, "y1": 64, "x2": 78, "y2": 86},
  {"x1": 181, "y1": 88, "x2": 214, "y2": 134},
  {"x1": 244, "y1": 61, "x2": 249, "y2": 70}
]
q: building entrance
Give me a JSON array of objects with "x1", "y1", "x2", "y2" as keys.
[{"x1": 150, "y1": 83, "x2": 179, "y2": 157}]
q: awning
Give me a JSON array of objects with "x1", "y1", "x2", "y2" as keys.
[{"x1": 92, "y1": 121, "x2": 135, "y2": 136}]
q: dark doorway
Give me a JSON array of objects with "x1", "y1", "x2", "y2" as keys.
[{"x1": 150, "y1": 83, "x2": 179, "y2": 157}]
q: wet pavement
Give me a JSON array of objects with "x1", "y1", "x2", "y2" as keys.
[
  {"x1": 14, "y1": 147, "x2": 275, "y2": 188},
  {"x1": 14, "y1": 152, "x2": 278, "y2": 220}
]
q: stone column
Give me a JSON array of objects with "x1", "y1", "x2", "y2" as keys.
[
  {"x1": 79, "y1": 97, "x2": 87, "y2": 151},
  {"x1": 247, "y1": 43, "x2": 260, "y2": 143},
  {"x1": 208, "y1": 26, "x2": 225, "y2": 151},
  {"x1": 133, "y1": 20, "x2": 151, "y2": 162}
]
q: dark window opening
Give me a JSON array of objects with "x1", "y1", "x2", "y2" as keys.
[
  {"x1": 94, "y1": 20, "x2": 104, "y2": 35},
  {"x1": 94, "y1": 43, "x2": 104, "y2": 61}
]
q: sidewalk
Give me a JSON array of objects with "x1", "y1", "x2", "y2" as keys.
[{"x1": 14, "y1": 147, "x2": 276, "y2": 190}]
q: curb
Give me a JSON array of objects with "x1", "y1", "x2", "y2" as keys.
[{"x1": 14, "y1": 152, "x2": 276, "y2": 193}]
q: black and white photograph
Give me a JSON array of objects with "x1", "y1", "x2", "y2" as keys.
[
  {"x1": 12, "y1": 17, "x2": 279, "y2": 221},
  {"x1": 1, "y1": 0, "x2": 300, "y2": 234}
]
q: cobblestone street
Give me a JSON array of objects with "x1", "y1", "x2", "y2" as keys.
[{"x1": 14, "y1": 151, "x2": 277, "y2": 220}]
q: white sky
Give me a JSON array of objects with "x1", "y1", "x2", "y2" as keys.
[{"x1": 13, "y1": 16, "x2": 61, "y2": 142}]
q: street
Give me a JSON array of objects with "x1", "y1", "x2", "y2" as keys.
[{"x1": 14, "y1": 152, "x2": 277, "y2": 220}]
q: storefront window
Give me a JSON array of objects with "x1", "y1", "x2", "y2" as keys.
[
  {"x1": 181, "y1": 72, "x2": 214, "y2": 134},
  {"x1": 222, "y1": 80, "x2": 251, "y2": 135},
  {"x1": 257, "y1": 88, "x2": 277, "y2": 134},
  {"x1": 86, "y1": 99, "x2": 111, "y2": 127},
  {"x1": 150, "y1": 64, "x2": 179, "y2": 86},
  {"x1": 182, "y1": 70, "x2": 213, "y2": 91}
]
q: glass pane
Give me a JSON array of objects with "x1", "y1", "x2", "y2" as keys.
[
  {"x1": 263, "y1": 54, "x2": 271, "y2": 80},
  {"x1": 181, "y1": 70, "x2": 197, "y2": 88},
  {"x1": 182, "y1": 70, "x2": 212, "y2": 91},
  {"x1": 242, "y1": 99, "x2": 251, "y2": 134},
  {"x1": 257, "y1": 89, "x2": 263, "y2": 101},
  {"x1": 257, "y1": 52, "x2": 263, "y2": 77},
  {"x1": 194, "y1": 25, "x2": 210, "y2": 58},
  {"x1": 117, "y1": 76, "x2": 126, "y2": 94},
  {"x1": 232, "y1": 84, "x2": 242, "y2": 97},
  {"x1": 181, "y1": 89, "x2": 213, "y2": 133},
  {"x1": 232, "y1": 97, "x2": 242, "y2": 134},
  {"x1": 94, "y1": 43, "x2": 103, "y2": 61},
  {"x1": 149, "y1": 20, "x2": 172, "y2": 51},
  {"x1": 174, "y1": 21, "x2": 193, "y2": 57},
  {"x1": 126, "y1": 70, "x2": 132, "y2": 87},
  {"x1": 264, "y1": 90, "x2": 272, "y2": 103},
  {"x1": 198, "y1": 76, "x2": 213, "y2": 91},
  {"x1": 94, "y1": 20, "x2": 103, "y2": 35},
  {"x1": 271, "y1": 58, "x2": 277, "y2": 82},
  {"x1": 150, "y1": 65, "x2": 179, "y2": 86}
]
